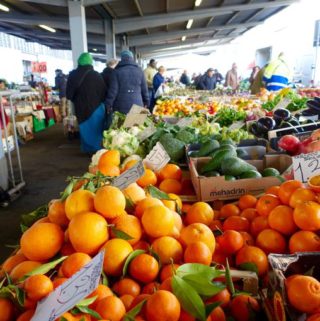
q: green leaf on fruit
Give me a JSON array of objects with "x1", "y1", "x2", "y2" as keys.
[
  {"x1": 225, "y1": 259, "x2": 235, "y2": 295},
  {"x1": 74, "y1": 306, "x2": 102, "y2": 319},
  {"x1": 76, "y1": 295, "x2": 97, "y2": 307},
  {"x1": 172, "y1": 275, "x2": 206, "y2": 321},
  {"x1": 177, "y1": 263, "x2": 224, "y2": 280},
  {"x1": 125, "y1": 197, "x2": 135, "y2": 213},
  {"x1": 123, "y1": 299, "x2": 147, "y2": 321},
  {"x1": 239, "y1": 262, "x2": 259, "y2": 275},
  {"x1": 111, "y1": 227, "x2": 134, "y2": 240},
  {"x1": 146, "y1": 185, "x2": 170, "y2": 200},
  {"x1": 60, "y1": 179, "x2": 75, "y2": 201},
  {"x1": 122, "y1": 249, "x2": 145, "y2": 276},
  {"x1": 101, "y1": 270, "x2": 109, "y2": 286}
]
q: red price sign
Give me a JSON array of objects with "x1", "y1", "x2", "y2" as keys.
[{"x1": 32, "y1": 62, "x2": 47, "y2": 73}]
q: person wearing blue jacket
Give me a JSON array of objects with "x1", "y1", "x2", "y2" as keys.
[
  {"x1": 105, "y1": 50, "x2": 149, "y2": 114},
  {"x1": 151, "y1": 66, "x2": 166, "y2": 110},
  {"x1": 196, "y1": 68, "x2": 216, "y2": 90}
]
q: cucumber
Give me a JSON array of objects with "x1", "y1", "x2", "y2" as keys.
[
  {"x1": 198, "y1": 140, "x2": 220, "y2": 157},
  {"x1": 225, "y1": 175, "x2": 236, "y2": 181},
  {"x1": 200, "y1": 149, "x2": 237, "y2": 174},
  {"x1": 262, "y1": 167, "x2": 280, "y2": 177},
  {"x1": 205, "y1": 171, "x2": 220, "y2": 177},
  {"x1": 239, "y1": 170, "x2": 262, "y2": 179},
  {"x1": 236, "y1": 149, "x2": 249, "y2": 159},
  {"x1": 221, "y1": 157, "x2": 256, "y2": 176}
]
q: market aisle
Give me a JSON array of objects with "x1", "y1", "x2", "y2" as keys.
[{"x1": 0, "y1": 124, "x2": 89, "y2": 261}]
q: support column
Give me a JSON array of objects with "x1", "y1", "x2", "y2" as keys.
[
  {"x1": 68, "y1": 1, "x2": 88, "y2": 67},
  {"x1": 104, "y1": 19, "x2": 116, "y2": 60}
]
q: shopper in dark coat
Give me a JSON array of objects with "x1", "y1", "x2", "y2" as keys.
[
  {"x1": 101, "y1": 59, "x2": 118, "y2": 93},
  {"x1": 54, "y1": 69, "x2": 68, "y2": 117},
  {"x1": 180, "y1": 70, "x2": 191, "y2": 86},
  {"x1": 197, "y1": 68, "x2": 216, "y2": 90},
  {"x1": 66, "y1": 52, "x2": 106, "y2": 153},
  {"x1": 105, "y1": 50, "x2": 149, "y2": 114}
]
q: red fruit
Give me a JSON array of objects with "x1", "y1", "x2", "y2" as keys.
[{"x1": 278, "y1": 135, "x2": 301, "y2": 154}]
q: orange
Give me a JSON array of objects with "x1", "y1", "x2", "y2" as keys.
[
  {"x1": 278, "y1": 180, "x2": 304, "y2": 205},
  {"x1": 289, "y1": 188, "x2": 316, "y2": 208},
  {"x1": 142, "y1": 205, "x2": 175, "y2": 238},
  {"x1": 236, "y1": 245, "x2": 268, "y2": 276},
  {"x1": 135, "y1": 197, "x2": 163, "y2": 219},
  {"x1": 307, "y1": 314, "x2": 320, "y2": 321},
  {"x1": 160, "y1": 264, "x2": 180, "y2": 282},
  {"x1": 239, "y1": 231, "x2": 255, "y2": 246},
  {"x1": 52, "y1": 277, "x2": 68, "y2": 289},
  {"x1": 240, "y1": 208, "x2": 258, "y2": 221},
  {"x1": 207, "y1": 288, "x2": 231, "y2": 308},
  {"x1": 181, "y1": 179, "x2": 195, "y2": 196},
  {"x1": 137, "y1": 169, "x2": 157, "y2": 188},
  {"x1": 60, "y1": 242, "x2": 76, "y2": 256},
  {"x1": 179, "y1": 309, "x2": 195, "y2": 321},
  {"x1": 133, "y1": 240, "x2": 150, "y2": 251},
  {"x1": 1, "y1": 253, "x2": 26, "y2": 274},
  {"x1": 56, "y1": 312, "x2": 75, "y2": 321},
  {"x1": 69, "y1": 212, "x2": 109, "y2": 255},
  {"x1": 48, "y1": 199, "x2": 69, "y2": 227},
  {"x1": 158, "y1": 164, "x2": 182, "y2": 181},
  {"x1": 289, "y1": 231, "x2": 320, "y2": 253},
  {"x1": 268, "y1": 205, "x2": 297, "y2": 235},
  {"x1": 65, "y1": 189, "x2": 95, "y2": 220},
  {"x1": 250, "y1": 216, "x2": 269, "y2": 238},
  {"x1": 159, "y1": 179, "x2": 182, "y2": 194},
  {"x1": 256, "y1": 229, "x2": 287, "y2": 254},
  {"x1": 230, "y1": 294, "x2": 260, "y2": 321},
  {"x1": 209, "y1": 220, "x2": 223, "y2": 232},
  {"x1": 151, "y1": 236, "x2": 183, "y2": 264},
  {"x1": 162, "y1": 193, "x2": 183, "y2": 212},
  {"x1": 256, "y1": 194, "x2": 280, "y2": 216},
  {"x1": 184, "y1": 241, "x2": 212, "y2": 266},
  {"x1": 61, "y1": 252, "x2": 91, "y2": 278},
  {"x1": 123, "y1": 183, "x2": 146, "y2": 204},
  {"x1": 238, "y1": 195, "x2": 257, "y2": 210},
  {"x1": 185, "y1": 202, "x2": 214, "y2": 226},
  {"x1": 171, "y1": 210, "x2": 183, "y2": 235},
  {"x1": 129, "y1": 253, "x2": 159, "y2": 284},
  {"x1": 87, "y1": 284, "x2": 113, "y2": 309},
  {"x1": 20, "y1": 222, "x2": 64, "y2": 261},
  {"x1": 101, "y1": 239, "x2": 133, "y2": 276},
  {"x1": 24, "y1": 274, "x2": 53, "y2": 301},
  {"x1": 293, "y1": 201, "x2": 320, "y2": 231},
  {"x1": 23, "y1": 297, "x2": 36, "y2": 310},
  {"x1": 16, "y1": 310, "x2": 35, "y2": 321},
  {"x1": 142, "y1": 282, "x2": 160, "y2": 294},
  {"x1": 113, "y1": 278, "x2": 141, "y2": 297},
  {"x1": 265, "y1": 185, "x2": 280, "y2": 196},
  {"x1": 217, "y1": 230, "x2": 244, "y2": 254},
  {"x1": 180, "y1": 223, "x2": 215, "y2": 253},
  {"x1": 98, "y1": 163, "x2": 120, "y2": 177},
  {"x1": 146, "y1": 290, "x2": 180, "y2": 321},
  {"x1": 94, "y1": 185, "x2": 126, "y2": 219},
  {"x1": 159, "y1": 277, "x2": 172, "y2": 292},
  {"x1": 0, "y1": 298, "x2": 14, "y2": 321},
  {"x1": 98, "y1": 150, "x2": 120, "y2": 167},
  {"x1": 95, "y1": 295, "x2": 126, "y2": 321},
  {"x1": 111, "y1": 214, "x2": 142, "y2": 245},
  {"x1": 286, "y1": 275, "x2": 320, "y2": 314},
  {"x1": 222, "y1": 216, "x2": 250, "y2": 232},
  {"x1": 219, "y1": 204, "x2": 240, "y2": 219},
  {"x1": 73, "y1": 314, "x2": 91, "y2": 321},
  {"x1": 122, "y1": 159, "x2": 138, "y2": 172},
  {"x1": 129, "y1": 293, "x2": 150, "y2": 312},
  {"x1": 208, "y1": 306, "x2": 226, "y2": 321},
  {"x1": 120, "y1": 294, "x2": 135, "y2": 310},
  {"x1": 10, "y1": 261, "x2": 41, "y2": 281}
]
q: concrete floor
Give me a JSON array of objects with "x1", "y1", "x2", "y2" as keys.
[{"x1": 0, "y1": 124, "x2": 89, "y2": 262}]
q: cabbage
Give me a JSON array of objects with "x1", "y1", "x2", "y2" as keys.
[{"x1": 90, "y1": 149, "x2": 108, "y2": 167}]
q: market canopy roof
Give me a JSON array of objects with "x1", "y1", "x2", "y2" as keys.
[{"x1": 0, "y1": 0, "x2": 297, "y2": 57}]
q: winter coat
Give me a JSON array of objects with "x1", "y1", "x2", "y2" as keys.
[
  {"x1": 105, "y1": 58, "x2": 149, "y2": 114},
  {"x1": 66, "y1": 65, "x2": 106, "y2": 124},
  {"x1": 197, "y1": 74, "x2": 216, "y2": 90},
  {"x1": 144, "y1": 65, "x2": 157, "y2": 88},
  {"x1": 101, "y1": 67, "x2": 116, "y2": 94},
  {"x1": 153, "y1": 72, "x2": 165, "y2": 93},
  {"x1": 180, "y1": 73, "x2": 191, "y2": 86},
  {"x1": 55, "y1": 73, "x2": 67, "y2": 98},
  {"x1": 225, "y1": 70, "x2": 238, "y2": 90}
]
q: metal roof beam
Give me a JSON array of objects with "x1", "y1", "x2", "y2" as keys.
[
  {"x1": 82, "y1": 0, "x2": 114, "y2": 6},
  {"x1": 19, "y1": 0, "x2": 67, "y2": 6},
  {"x1": 114, "y1": 0, "x2": 297, "y2": 33},
  {"x1": 128, "y1": 21, "x2": 261, "y2": 46}
]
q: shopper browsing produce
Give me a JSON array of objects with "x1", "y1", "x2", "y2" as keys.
[
  {"x1": 66, "y1": 52, "x2": 106, "y2": 153},
  {"x1": 196, "y1": 68, "x2": 217, "y2": 90},
  {"x1": 225, "y1": 63, "x2": 239, "y2": 90},
  {"x1": 179, "y1": 70, "x2": 191, "y2": 86},
  {"x1": 144, "y1": 58, "x2": 157, "y2": 108},
  {"x1": 101, "y1": 58, "x2": 118, "y2": 93}
]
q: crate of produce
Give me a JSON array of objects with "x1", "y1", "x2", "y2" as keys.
[
  {"x1": 189, "y1": 154, "x2": 292, "y2": 201},
  {"x1": 263, "y1": 252, "x2": 320, "y2": 321}
]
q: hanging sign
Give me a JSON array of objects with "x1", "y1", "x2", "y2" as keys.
[{"x1": 31, "y1": 62, "x2": 47, "y2": 73}]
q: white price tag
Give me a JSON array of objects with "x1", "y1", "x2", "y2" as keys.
[
  {"x1": 144, "y1": 142, "x2": 170, "y2": 172},
  {"x1": 113, "y1": 161, "x2": 145, "y2": 190},
  {"x1": 274, "y1": 97, "x2": 291, "y2": 110},
  {"x1": 292, "y1": 151, "x2": 320, "y2": 183},
  {"x1": 137, "y1": 124, "x2": 156, "y2": 142},
  {"x1": 123, "y1": 113, "x2": 147, "y2": 128},
  {"x1": 129, "y1": 104, "x2": 150, "y2": 115},
  {"x1": 229, "y1": 121, "x2": 244, "y2": 130},
  {"x1": 31, "y1": 251, "x2": 104, "y2": 321},
  {"x1": 177, "y1": 118, "x2": 193, "y2": 128}
]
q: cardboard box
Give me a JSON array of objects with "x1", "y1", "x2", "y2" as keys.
[
  {"x1": 189, "y1": 154, "x2": 292, "y2": 201},
  {"x1": 263, "y1": 253, "x2": 320, "y2": 321}
]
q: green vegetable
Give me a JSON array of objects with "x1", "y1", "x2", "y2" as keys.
[
  {"x1": 221, "y1": 157, "x2": 256, "y2": 176},
  {"x1": 198, "y1": 140, "x2": 220, "y2": 157},
  {"x1": 262, "y1": 168, "x2": 280, "y2": 177},
  {"x1": 239, "y1": 170, "x2": 262, "y2": 179},
  {"x1": 213, "y1": 107, "x2": 246, "y2": 127},
  {"x1": 224, "y1": 175, "x2": 236, "y2": 181},
  {"x1": 200, "y1": 149, "x2": 237, "y2": 174},
  {"x1": 159, "y1": 134, "x2": 185, "y2": 163},
  {"x1": 205, "y1": 171, "x2": 220, "y2": 177},
  {"x1": 176, "y1": 128, "x2": 198, "y2": 144},
  {"x1": 236, "y1": 149, "x2": 249, "y2": 159}
]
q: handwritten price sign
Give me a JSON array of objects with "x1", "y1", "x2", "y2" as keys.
[
  {"x1": 292, "y1": 151, "x2": 320, "y2": 183},
  {"x1": 31, "y1": 251, "x2": 104, "y2": 321},
  {"x1": 112, "y1": 161, "x2": 145, "y2": 190},
  {"x1": 274, "y1": 97, "x2": 291, "y2": 110},
  {"x1": 144, "y1": 142, "x2": 170, "y2": 172}
]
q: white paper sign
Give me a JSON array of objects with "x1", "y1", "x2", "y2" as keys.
[
  {"x1": 137, "y1": 124, "x2": 156, "y2": 142},
  {"x1": 129, "y1": 104, "x2": 150, "y2": 115},
  {"x1": 144, "y1": 142, "x2": 170, "y2": 172},
  {"x1": 292, "y1": 151, "x2": 320, "y2": 183},
  {"x1": 123, "y1": 113, "x2": 148, "y2": 128},
  {"x1": 31, "y1": 251, "x2": 104, "y2": 321},
  {"x1": 274, "y1": 97, "x2": 291, "y2": 110},
  {"x1": 177, "y1": 118, "x2": 193, "y2": 128},
  {"x1": 113, "y1": 160, "x2": 145, "y2": 190},
  {"x1": 229, "y1": 121, "x2": 245, "y2": 130}
]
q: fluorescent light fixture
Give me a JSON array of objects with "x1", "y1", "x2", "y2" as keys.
[
  {"x1": 92, "y1": 48, "x2": 98, "y2": 52},
  {"x1": 38, "y1": 24, "x2": 56, "y2": 33},
  {"x1": 195, "y1": 0, "x2": 202, "y2": 6},
  {"x1": 182, "y1": 36, "x2": 186, "y2": 41},
  {"x1": 0, "y1": 4, "x2": 9, "y2": 12},
  {"x1": 186, "y1": 19, "x2": 193, "y2": 29}
]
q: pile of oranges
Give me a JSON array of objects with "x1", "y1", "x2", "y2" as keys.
[{"x1": 0, "y1": 149, "x2": 319, "y2": 321}]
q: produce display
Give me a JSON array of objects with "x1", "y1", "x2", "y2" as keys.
[{"x1": 1, "y1": 87, "x2": 320, "y2": 321}]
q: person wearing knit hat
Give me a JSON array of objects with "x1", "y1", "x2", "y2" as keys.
[
  {"x1": 105, "y1": 49, "x2": 149, "y2": 114},
  {"x1": 66, "y1": 52, "x2": 106, "y2": 153}
]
